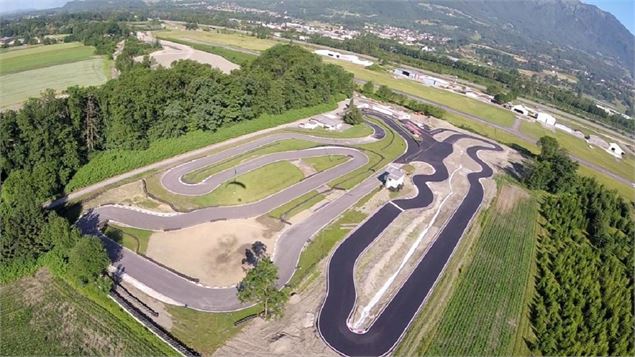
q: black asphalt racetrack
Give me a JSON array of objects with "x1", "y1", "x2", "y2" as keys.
[{"x1": 317, "y1": 120, "x2": 502, "y2": 356}]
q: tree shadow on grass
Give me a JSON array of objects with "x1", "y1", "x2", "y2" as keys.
[{"x1": 227, "y1": 180, "x2": 246, "y2": 189}]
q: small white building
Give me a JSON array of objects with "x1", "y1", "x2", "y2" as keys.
[
  {"x1": 384, "y1": 166, "x2": 405, "y2": 190},
  {"x1": 536, "y1": 112, "x2": 556, "y2": 126},
  {"x1": 511, "y1": 104, "x2": 529, "y2": 116},
  {"x1": 298, "y1": 120, "x2": 321, "y2": 129},
  {"x1": 314, "y1": 49, "x2": 373, "y2": 66},
  {"x1": 607, "y1": 143, "x2": 625, "y2": 158}
]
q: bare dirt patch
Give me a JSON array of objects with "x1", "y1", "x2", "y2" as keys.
[
  {"x1": 143, "y1": 40, "x2": 239, "y2": 74},
  {"x1": 495, "y1": 184, "x2": 530, "y2": 214},
  {"x1": 145, "y1": 217, "x2": 284, "y2": 287},
  {"x1": 83, "y1": 180, "x2": 174, "y2": 213},
  {"x1": 214, "y1": 263, "x2": 337, "y2": 357}
]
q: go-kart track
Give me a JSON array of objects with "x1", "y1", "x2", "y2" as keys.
[{"x1": 76, "y1": 109, "x2": 501, "y2": 356}]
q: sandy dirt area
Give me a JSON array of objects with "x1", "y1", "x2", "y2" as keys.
[
  {"x1": 140, "y1": 40, "x2": 239, "y2": 74},
  {"x1": 83, "y1": 180, "x2": 174, "y2": 213},
  {"x1": 214, "y1": 266, "x2": 337, "y2": 357},
  {"x1": 349, "y1": 136, "x2": 503, "y2": 329},
  {"x1": 145, "y1": 217, "x2": 284, "y2": 287}
]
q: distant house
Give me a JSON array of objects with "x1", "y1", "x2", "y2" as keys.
[
  {"x1": 607, "y1": 143, "x2": 625, "y2": 158},
  {"x1": 383, "y1": 166, "x2": 405, "y2": 190},
  {"x1": 536, "y1": 112, "x2": 556, "y2": 126}
]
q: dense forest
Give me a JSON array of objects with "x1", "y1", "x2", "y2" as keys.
[
  {"x1": 524, "y1": 137, "x2": 634, "y2": 355},
  {"x1": 0, "y1": 43, "x2": 353, "y2": 283},
  {"x1": 307, "y1": 34, "x2": 634, "y2": 133}
]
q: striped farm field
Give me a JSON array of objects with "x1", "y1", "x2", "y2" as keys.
[
  {"x1": 397, "y1": 183, "x2": 538, "y2": 356},
  {"x1": 0, "y1": 58, "x2": 109, "y2": 110},
  {"x1": 0, "y1": 42, "x2": 96, "y2": 75}
]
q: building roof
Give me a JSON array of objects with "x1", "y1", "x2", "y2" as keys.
[
  {"x1": 385, "y1": 166, "x2": 405, "y2": 181},
  {"x1": 315, "y1": 115, "x2": 342, "y2": 127}
]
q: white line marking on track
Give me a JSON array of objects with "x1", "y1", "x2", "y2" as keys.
[{"x1": 389, "y1": 201, "x2": 404, "y2": 212}]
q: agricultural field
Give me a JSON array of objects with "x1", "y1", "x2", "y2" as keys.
[
  {"x1": 0, "y1": 42, "x2": 110, "y2": 110},
  {"x1": 0, "y1": 42, "x2": 96, "y2": 75},
  {"x1": 155, "y1": 30, "x2": 279, "y2": 52},
  {"x1": 0, "y1": 269, "x2": 174, "y2": 356},
  {"x1": 397, "y1": 183, "x2": 538, "y2": 356}
]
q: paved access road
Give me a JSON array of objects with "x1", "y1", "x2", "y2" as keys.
[
  {"x1": 317, "y1": 124, "x2": 502, "y2": 356},
  {"x1": 77, "y1": 122, "x2": 388, "y2": 311}
]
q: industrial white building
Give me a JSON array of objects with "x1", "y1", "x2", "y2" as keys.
[
  {"x1": 536, "y1": 112, "x2": 556, "y2": 126},
  {"x1": 393, "y1": 68, "x2": 449, "y2": 87},
  {"x1": 314, "y1": 49, "x2": 373, "y2": 66}
]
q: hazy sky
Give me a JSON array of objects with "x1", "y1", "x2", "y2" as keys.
[
  {"x1": 0, "y1": 0, "x2": 633, "y2": 35},
  {"x1": 585, "y1": 0, "x2": 635, "y2": 35}
]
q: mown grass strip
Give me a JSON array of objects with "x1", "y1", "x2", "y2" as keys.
[{"x1": 0, "y1": 42, "x2": 96, "y2": 75}]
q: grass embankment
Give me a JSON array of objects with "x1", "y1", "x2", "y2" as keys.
[
  {"x1": 290, "y1": 122, "x2": 374, "y2": 138},
  {"x1": 268, "y1": 190, "x2": 325, "y2": 220},
  {"x1": 66, "y1": 101, "x2": 340, "y2": 192},
  {"x1": 397, "y1": 183, "x2": 538, "y2": 356},
  {"x1": 103, "y1": 224, "x2": 152, "y2": 254},
  {"x1": 167, "y1": 304, "x2": 261, "y2": 355},
  {"x1": 304, "y1": 155, "x2": 349, "y2": 171},
  {"x1": 330, "y1": 118, "x2": 407, "y2": 189},
  {"x1": 156, "y1": 37, "x2": 257, "y2": 65},
  {"x1": 0, "y1": 42, "x2": 95, "y2": 75},
  {"x1": 0, "y1": 269, "x2": 175, "y2": 356}
]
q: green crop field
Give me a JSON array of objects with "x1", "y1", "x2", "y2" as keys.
[
  {"x1": 1, "y1": 58, "x2": 109, "y2": 110},
  {"x1": 0, "y1": 269, "x2": 174, "y2": 356},
  {"x1": 0, "y1": 42, "x2": 96, "y2": 75},
  {"x1": 397, "y1": 184, "x2": 538, "y2": 356}
]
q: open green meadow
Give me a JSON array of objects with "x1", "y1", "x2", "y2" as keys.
[
  {"x1": 1, "y1": 58, "x2": 109, "y2": 110},
  {"x1": 0, "y1": 269, "x2": 174, "y2": 356},
  {"x1": 0, "y1": 42, "x2": 96, "y2": 75},
  {"x1": 397, "y1": 183, "x2": 538, "y2": 356}
]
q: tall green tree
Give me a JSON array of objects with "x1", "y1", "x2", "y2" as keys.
[
  {"x1": 237, "y1": 257, "x2": 288, "y2": 320},
  {"x1": 68, "y1": 237, "x2": 110, "y2": 285},
  {"x1": 343, "y1": 99, "x2": 364, "y2": 125}
]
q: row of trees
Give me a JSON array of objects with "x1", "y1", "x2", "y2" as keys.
[
  {"x1": 361, "y1": 81, "x2": 446, "y2": 118},
  {"x1": 525, "y1": 136, "x2": 633, "y2": 355}
]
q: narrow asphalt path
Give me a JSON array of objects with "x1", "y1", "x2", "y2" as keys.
[{"x1": 317, "y1": 129, "x2": 502, "y2": 356}]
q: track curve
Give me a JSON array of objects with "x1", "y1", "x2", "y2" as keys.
[{"x1": 317, "y1": 129, "x2": 502, "y2": 356}]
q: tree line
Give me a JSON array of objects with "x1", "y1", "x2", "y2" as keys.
[
  {"x1": 0, "y1": 44, "x2": 353, "y2": 287},
  {"x1": 524, "y1": 136, "x2": 633, "y2": 355}
]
